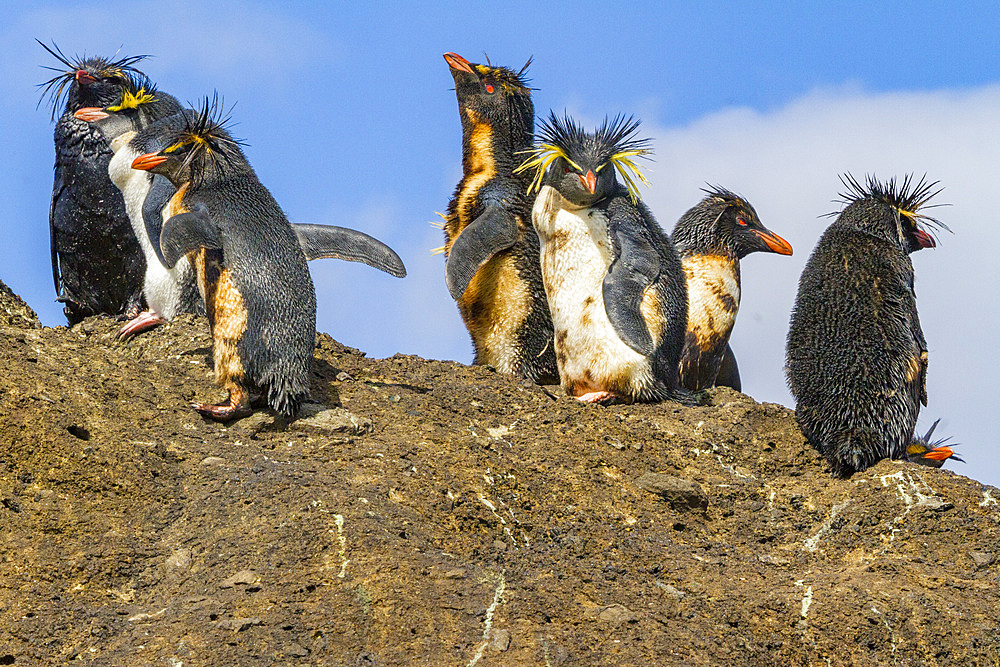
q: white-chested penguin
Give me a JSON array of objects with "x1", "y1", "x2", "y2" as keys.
[
  {"x1": 516, "y1": 113, "x2": 696, "y2": 404},
  {"x1": 671, "y1": 186, "x2": 792, "y2": 391}
]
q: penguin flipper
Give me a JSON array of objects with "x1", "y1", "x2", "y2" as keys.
[
  {"x1": 292, "y1": 223, "x2": 407, "y2": 278},
  {"x1": 603, "y1": 217, "x2": 660, "y2": 357},
  {"x1": 444, "y1": 204, "x2": 518, "y2": 300},
  {"x1": 142, "y1": 175, "x2": 177, "y2": 268},
  {"x1": 715, "y1": 343, "x2": 742, "y2": 392},
  {"x1": 49, "y1": 166, "x2": 65, "y2": 294},
  {"x1": 160, "y1": 206, "x2": 222, "y2": 269}
]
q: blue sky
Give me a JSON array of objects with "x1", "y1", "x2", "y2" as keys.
[{"x1": 3, "y1": 2, "x2": 998, "y2": 487}]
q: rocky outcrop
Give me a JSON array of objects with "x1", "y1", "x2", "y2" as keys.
[{"x1": 0, "y1": 280, "x2": 996, "y2": 665}]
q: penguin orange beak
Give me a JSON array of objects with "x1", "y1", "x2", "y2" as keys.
[
  {"x1": 913, "y1": 229, "x2": 936, "y2": 249},
  {"x1": 443, "y1": 52, "x2": 474, "y2": 73},
  {"x1": 752, "y1": 229, "x2": 793, "y2": 255},
  {"x1": 74, "y1": 107, "x2": 109, "y2": 122},
  {"x1": 75, "y1": 69, "x2": 96, "y2": 85},
  {"x1": 131, "y1": 152, "x2": 167, "y2": 170},
  {"x1": 579, "y1": 170, "x2": 597, "y2": 194},
  {"x1": 923, "y1": 446, "x2": 958, "y2": 462}
]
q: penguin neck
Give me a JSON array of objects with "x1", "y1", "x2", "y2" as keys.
[
  {"x1": 681, "y1": 253, "x2": 742, "y2": 337},
  {"x1": 460, "y1": 106, "x2": 532, "y2": 177}
]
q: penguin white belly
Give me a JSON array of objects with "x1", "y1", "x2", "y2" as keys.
[
  {"x1": 107, "y1": 141, "x2": 191, "y2": 320},
  {"x1": 533, "y1": 186, "x2": 651, "y2": 396},
  {"x1": 682, "y1": 255, "x2": 740, "y2": 349}
]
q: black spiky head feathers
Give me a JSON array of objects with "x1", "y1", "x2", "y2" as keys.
[
  {"x1": 831, "y1": 174, "x2": 949, "y2": 252},
  {"x1": 516, "y1": 112, "x2": 653, "y2": 204},
  {"x1": 37, "y1": 40, "x2": 148, "y2": 119},
  {"x1": 673, "y1": 185, "x2": 793, "y2": 259},
  {"x1": 149, "y1": 95, "x2": 246, "y2": 186}
]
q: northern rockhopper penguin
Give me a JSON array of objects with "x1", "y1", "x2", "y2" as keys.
[
  {"x1": 38, "y1": 40, "x2": 149, "y2": 323},
  {"x1": 906, "y1": 419, "x2": 964, "y2": 469},
  {"x1": 786, "y1": 174, "x2": 946, "y2": 477},
  {"x1": 671, "y1": 186, "x2": 792, "y2": 391},
  {"x1": 441, "y1": 52, "x2": 557, "y2": 384},
  {"x1": 517, "y1": 113, "x2": 695, "y2": 405},
  {"x1": 72, "y1": 72, "x2": 194, "y2": 338},
  {"x1": 130, "y1": 97, "x2": 406, "y2": 421}
]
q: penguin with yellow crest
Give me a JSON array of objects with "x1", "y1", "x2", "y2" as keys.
[
  {"x1": 517, "y1": 113, "x2": 696, "y2": 404},
  {"x1": 442, "y1": 52, "x2": 557, "y2": 383}
]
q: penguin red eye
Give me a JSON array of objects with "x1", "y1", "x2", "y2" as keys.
[
  {"x1": 485, "y1": 84, "x2": 495, "y2": 94},
  {"x1": 737, "y1": 216, "x2": 748, "y2": 226},
  {"x1": 564, "y1": 167, "x2": 571, "y2": 173}
]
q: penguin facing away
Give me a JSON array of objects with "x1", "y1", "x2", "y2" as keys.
[
  {"x1": 671, "y1": 186, "x2": 793, "y2": 391},
  {"x1": 786, "y1": 174, "x2": 945, "y2": 477},
  {"x1": 129, "y1": 98, "x2": 405, "y2": 421},
  {"x1": 517, "y1": 113, "x2": 695, "y2": 405},
  {"x1": 38, "y1": 41, "x2": 149, "y2": 323},
  {"x1": 72, "y1": 72, "x2": 196, "y2": 338},
  {"x1": 441, "y1": 52, "x2": 558, "y2": 384},
  {"x1": 906, "y1": 419, "x2": 964, "y2": 468}
]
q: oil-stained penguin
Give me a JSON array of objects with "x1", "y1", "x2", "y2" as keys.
[
  {"x1": 786, "y1": 174, "x2": 945, "y2": 477},
  {"x1": 38, "y1": 41, "x2": 148, "y2": 323},
  {"x1": 78, "y1": 85, "x2": 405, "y2": 340},
  {"x1": 906, "y1": 419, "x2": 963, "y2": 468},
  {"x1": 517, "y1": 113, "x2": 695, "y2": 404},
  {"x1": 671, "y1": 186, "x2": 792, "y2": 391},
  {"x1": 72, "y1": 72, "x2": 195, "y2": 337},
  {"x1": 442, "y1": 52, "x2": 557, "y2": 383},
  {"x1": 130, "y1": 97, "x2": 405, "y2": 421}
]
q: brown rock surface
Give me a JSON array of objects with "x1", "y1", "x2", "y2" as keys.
[{"x1": 0, "y1": 281, "x2": 997, "y2": 665}]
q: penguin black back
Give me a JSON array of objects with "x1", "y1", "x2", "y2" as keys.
[
  {"x1": 38, "y1": 41, "x2": 150, "y2": 323},
  {"x1": 441, "y1": 52, "x2": 557, "y2": 384},
  {"x1": 786, "y1": 174, "x2": 944, "y2": 477},
  {"x1": 131, "y1": 98, "x2": 315, "y2": 420},
  {"x1": 672, "y1": 186, "x2": 792, "y2": 391}
]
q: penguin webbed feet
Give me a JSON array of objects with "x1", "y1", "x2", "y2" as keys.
[
  {"x1": 575, "y1": 390, "x2": 621, "y2": 405},
  {"x1": 192, "y1": 386, "x2": 257, "y2": 423},
  {"x1": 117, "y1": 311, "x2": 166, "y2": 339}
]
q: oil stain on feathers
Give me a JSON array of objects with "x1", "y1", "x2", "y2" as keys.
[
  {"x1": 441, "y1": 53, "x2": 557, "y2": 383},
  {"x1": 518, "y1": 113, "x2": 694, "y2": 404},
  {"x1": 38, "y1": 41, "x2": 150, "y2": 323},
  {"x1": 671, "y1": 187, "x2": 793, "y2": 391},
  {"x1": 786, "y1": 174, "x2": 946, "y2": 477}
]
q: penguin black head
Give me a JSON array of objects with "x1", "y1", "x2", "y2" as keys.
[
  {"x1": 72, "y1": 70, "x2": 182, "y2": 142},
  {"x1": 130, "y1": 95, "x2": 246, "y2": 186},
  {"x1": 517, "y1": 112, "x2": 652, "y2": 206},
  {"x1": 831, "y1": 174, "x2": 948, "y2": 253},
  {"x1": 444, "y1": 52, "x2": 533, "y2": 134},
  {"x1": 673, "y1": 186, "x2": 793, "y2": 259},
  {"x1": 37, "y1": 40, "x2": 148, "y2": 119},
  {"x1": 906, "y1": 419, "x2": 964, "y2": 468}
]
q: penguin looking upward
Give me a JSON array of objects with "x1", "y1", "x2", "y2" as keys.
[
  {"x1": 517, "y1": 113, "x2": 694, "y2": 404},
  {"x1": 72, "y1": 72, "x2": 193, "y2": 338},
  {"x1": 38, "y1": 41, "x2": 149, "y2": 323},
  {"x1": 441, "y1": 52, "x2": 557, "y2": 384},
  {"x1": 130, "y1": 98, "x2": 405, "y2": 421},
  {"x1": 906, "y1": 419, "x2": 964, "y2": 468},
  {"x1": 671, "y1": 187, "x2": 792, "y2": 391},
  {"x1": 786, "y1": 174, "x2": 945, "y2": 477}
]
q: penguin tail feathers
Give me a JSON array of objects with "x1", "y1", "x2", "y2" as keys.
[{"x1": 258, "y1": 371, "x2": 310, "y2": 418}]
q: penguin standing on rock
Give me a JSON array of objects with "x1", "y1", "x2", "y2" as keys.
[
  {"x1": 671, "y1": 187, "x2": 792, "y2": 391},
  {"x1": 441, "y1": 52, "x2": 557, "y2": 383},
  {"x1": 38, "y1": 41, "x2": 149, "y2": 323},
  {"x1": 130, "y1": 97, "x2": 406, "y2": 421},
  {"x1": 517, "y1": 113, "x2": 694, "y2": 404},
  {"x1": 72, "y1": 73, "x2": 195, "y2": 338},
  {"x1": 786, "y1": 174, "x2": 945, "y2": 477}
]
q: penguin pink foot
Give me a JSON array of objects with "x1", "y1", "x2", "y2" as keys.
[
  {"x1": 576, "y1": 391, "x2": 618, "y2": 405},
  {"x1": 192, "y1": 387, "x2": 253, "y2": 423},
  {"x1": 118, "y1": 310, "x2": 166, "y2": 339}
]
